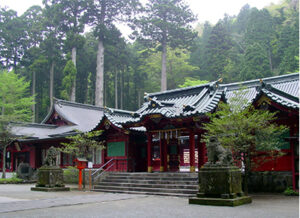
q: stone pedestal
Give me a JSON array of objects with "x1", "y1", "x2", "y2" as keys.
[
  {"x1": 31, "y1": 166, "x2": 70, "y2": 192},
  {"x1": 189, "y1": 165, "x2": 252, "y2": 206}
]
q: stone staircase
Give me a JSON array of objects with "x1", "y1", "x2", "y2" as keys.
[{"x1": 92, "y1": 172, "x2": 198, "y2": 197}]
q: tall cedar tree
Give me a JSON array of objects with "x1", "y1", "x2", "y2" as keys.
[
  {"x1": 132, "y1": 0, "x2": 196, "y2": 91},
  {"x1": 61, "y1": 60, "x2": 77, "y2": 101},
  {"x1": 0, "y1": 8, "x2": 27, "y2": 72},
  {"x1": 202, "y1": 90, "x2": 287, "y2": 194},
  {"x1": 205, "y1": 22, "x2": 233, "y2": 81},
  {"x1": 48, "y1": 0, "x2": 88, "y2": 102},
  {"x1": 87, "y1": 0, "x2": 140, "y2": 107},
  {"x1": 41, "y1": 1, "x2": 64, "y2": 109},
  {"x1": 0, "y1": 70, "x2": 34, "y2": 178}
]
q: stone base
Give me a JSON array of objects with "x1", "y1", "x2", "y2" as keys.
[
  {"x1": 31, "y1": 187, "x2": 70, "y2": 192},
  {"x1": 189, "y1": 196, "x2": 252, "y2": 207}
]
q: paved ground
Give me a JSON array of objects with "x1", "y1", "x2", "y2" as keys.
[{"x1": 0, "y1": 184, "x2": 298, "y2": 218}]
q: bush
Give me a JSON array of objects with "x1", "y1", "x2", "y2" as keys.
[
  {"x1": 63, "y1": 166, "x2": 78, "y2": 184},
  {"x1": 0, "y1": 174, "x2": 23, "y2": 184},
  {"x1": 283, "y1": 187, "x2": 299, "y2": 196}
]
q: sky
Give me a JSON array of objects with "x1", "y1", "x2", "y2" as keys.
[{"x1": 1, "y1": 0, "x2": 281, "y2": 36}]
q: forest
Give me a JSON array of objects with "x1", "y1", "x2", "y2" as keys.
[{"x1": 0, "y1": 0, "x2": 298, "y2": 123}]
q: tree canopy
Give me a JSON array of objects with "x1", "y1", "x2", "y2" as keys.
[
  {"x1": 202, "y1": 89, "x2": 288, "y2": 192},
  {"x1": 0, "y1": 0, "x2": 297, "y2": 122}
]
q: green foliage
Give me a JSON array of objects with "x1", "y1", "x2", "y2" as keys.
[
  {"x1": 0, "y1": 0, "x2": 298, "y2": 116},
  {"x1": 0, "y1": 70, "x2": 34, "y2": 178},
  {"x1": 0, "y1": 176, "x2": 23, "y2": 184},
  {"x1": 283, "y1": 187, "x2": 299, "y2": 196},
  {"x1": 203, "y1": 89, "x2": 288, "y2": 154},
  {"x1": 61, "y1": 60, "x2": 77, "y2": 100},
  {"x1": 63, "y1": 166, "x2": 78, "y2": 184},
  {"x1": 60, "y1": 130, "x2": 104, "y2": 159},
  {"x1": 202, "y1": 89, "x2": 288, "y2": 192},
  {"x1": 179, "y1": 78, "x2": 209, "y2": 88},
  {"x1": 133, "y1": 0, "x2": 197, "y2": 49},
  {"x1": 203, "y1": 89, "x2": 288, "y2": 190},
  {"x1": 205, "y1": 22, "x2": 234, "y2": 80},
  {"x1": 0, "y1": 70, "x2": 34, "y2": 121}
]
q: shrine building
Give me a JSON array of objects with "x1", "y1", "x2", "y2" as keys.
[{"x1": 1, "y1": 73, "x2": 298, "y2": 191}]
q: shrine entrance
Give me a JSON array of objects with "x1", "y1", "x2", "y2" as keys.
[{"x1": 147, "y1": 129, "x2": 206, "y2": 173}]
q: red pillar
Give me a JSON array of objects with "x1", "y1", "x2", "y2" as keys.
[
  {"x1": 29, "y1": 147, "x2": 36, "y2": 169},
  {"x1": 290, "y1": 125, "x2": 296, "y2": 190},
  {"x1": 189, "y1": 131, "x2": 195, "y2": 172},
  {"x1": 147, "y1": 133, "x2": 153, "y2": 173},
  {"x1": 78, "y1": 168, "x2": 83, "y2": 190},
  {"x1": 163, "y1": 139, "x2": 168, "y2": 172},
  {"x1": 159, "y1": 139, "x2": 164, "y2": 172}
]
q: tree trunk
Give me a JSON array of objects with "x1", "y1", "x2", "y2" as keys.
[
  {"x1": 115, "y1": 70, "x2": 118, "y2": 109},
  {"x1": 138, "y1": 91, "x2": 141, "y2": 108},
  {"x1": 243, "y1": 155, "x2": 250, "y2": 195},
  {"x1": 1, "y1": 145, "x2": 7, "y2": 179},
  {"x1": 95, "y1": 40, "x2": 104, "y2": 107},
  {"x1": 70, "y1": 47, "x2": 76, "y2": 102},
  {"x1": 32, "y1": 71, "x2": 36, "y2": 123},
  {"x1": 120, "y1": 70, "x2": 124, "y2": 110},
  {"x1": 161, "y1": 35, "x2": 167, "y2": 91},
  {"x1": 49, "y1": 61, "x2": 54, "y2": 110},
  {"x1": 268, "y1": 47, "x2": 273, "y2": 73}
]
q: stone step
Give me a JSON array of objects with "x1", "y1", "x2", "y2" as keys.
[
  {"x1": 92, "y1": 172, "x2": 199, "y2": 197},
  {"x1": 105, "y1": 172, "x2": 197, "y2": 178},
  {"x1": 92, "y1": 189, "x2": 195, "y2": 198},
  {"x1": 106, "y1": 172, "x2": 198, "y2": 177},
  {"x1": 100, "y1": 179, "x2": 197, "y2": 185},
  {"x1": 92, "y1": 185, "x2": 198, "y2": 195},
  {"x1": 95, "y1": 182, "x2": 198, "y2": 190},
  {"x1": 103, "y1": 175, "x2": 198, "y2": 181}
]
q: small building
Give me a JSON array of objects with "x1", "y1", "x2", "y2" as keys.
[{"x1": 5, "y1": 99, "x2": 146, "y2": 172}]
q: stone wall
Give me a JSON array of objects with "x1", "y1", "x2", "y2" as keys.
[{"x1": 248, "y1": 171, "x2": 293, "y2": 192}]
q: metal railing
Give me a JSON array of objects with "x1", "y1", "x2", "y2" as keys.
[
  {"x1": 91, "y1": 158, "x2": 114, "y2": 184},
  {"x1": 90, "y1": 158, "x2": 135, "y2": 188}
]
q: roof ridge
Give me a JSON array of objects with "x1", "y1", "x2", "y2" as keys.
[
  {"x1": 221, "y1": 73, "x2": 299, "y2": 90},
  {"x1": 146, "y1": 81, "x2": 216, "y2": 98},
  {"x1": 107, "y1": 107, "x2": 134, "y2": 115},
  {"x1": 54, "y1": 98, "x2": 105, "y2": 111}
]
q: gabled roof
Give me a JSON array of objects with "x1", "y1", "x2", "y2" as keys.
[
  {"x1": 125, "y1": 81, "x2": 223, "y2": 124},
  {"x1": 221, "y1": 73, "x2": 299, "y2": 109},
  {"x1": 123, "y1": 73, "x2": 299, "y2": 126},
  {"x1": 12, "y1": 99, "x2": 139, "y2": 141},
  {"x1": 12, "y1": 73, "x2": 299, "y2": 141}
]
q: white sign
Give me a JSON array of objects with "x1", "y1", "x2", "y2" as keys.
[{"x1": 88, "y1": 162, "x2": 93, "y2": 169}]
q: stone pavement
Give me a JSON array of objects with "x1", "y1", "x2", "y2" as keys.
[{"x1": 0, "y1": 184, "x2": 298, "y2": 218}]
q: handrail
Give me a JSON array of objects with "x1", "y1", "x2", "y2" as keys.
[
  {"x1": 90, "y1": 158, "x2": 132, "y2": 188},
  {"x1": 91, "y1": 158, "x2": 116, "y2": 188},
  {"x1": 93, "y1": 162, "x2": 115, "y2": 182},
  {"x1": 91, "y1": 158, "x2": 114, "y2": 177}
]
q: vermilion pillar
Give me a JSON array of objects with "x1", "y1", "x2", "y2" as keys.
[
  {"x1": 147, "y1": 133, "x2": 153, "y2": 173},
  {"x1": 163, "y1": 139, "x2": 168, "y2": 172},
  {"x1": 189, "y1": 131, "x2": 195, "y2": 172},
  {"x1": 160, "y1": 139, "x2": 164, "y2": 172}
]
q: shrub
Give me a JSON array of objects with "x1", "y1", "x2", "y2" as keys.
[
  {"x1": 283, "y1": 187, "x2": 299, "y2": 196},
  {"x1": 63, "y1": 166, "x2": 78, "y2": 184},
  {"x1": 0, "y1": 174, "x2": 23, "y2": 184}
]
